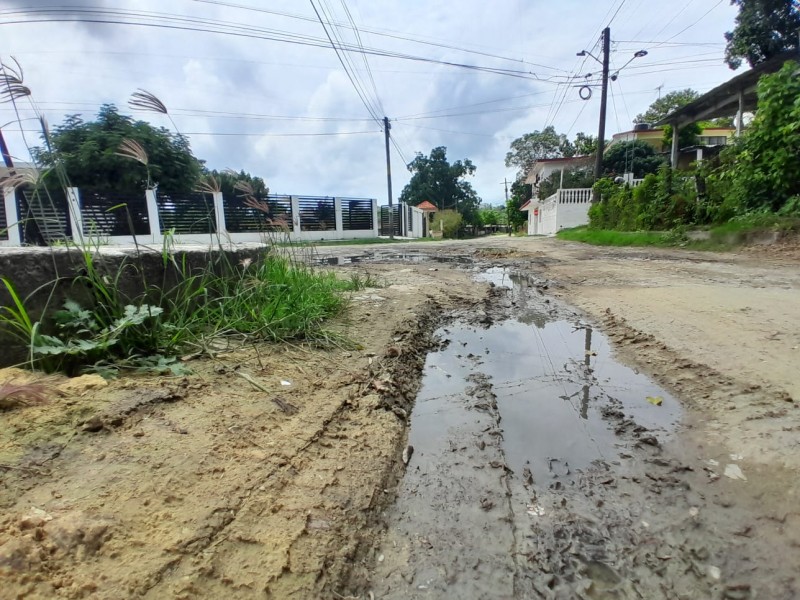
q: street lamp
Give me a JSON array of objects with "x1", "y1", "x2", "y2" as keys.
[{"x1": 574, "y1": 28, "x2": 650, "y2": 196}]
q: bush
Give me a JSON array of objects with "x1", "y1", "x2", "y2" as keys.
[
  {"x1": 589, "y1": 167, "x2": 698, "y2": 231},
  {"x1": 432, "y1": 209, "x2": 463, "y2": 238}
]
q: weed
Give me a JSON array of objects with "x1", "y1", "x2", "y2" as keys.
[{"x1": 342, "y1": 271, "x2": 384, "y2": 291}]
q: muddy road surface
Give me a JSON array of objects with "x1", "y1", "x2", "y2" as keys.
[{"x1": 1, "y1": 236, "x2": 799, "y2": 599}]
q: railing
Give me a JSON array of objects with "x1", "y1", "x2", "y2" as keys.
[{"x1": 0, "y1": 186, "x2": 379, "y2": 246}]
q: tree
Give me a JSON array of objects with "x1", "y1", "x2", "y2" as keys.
[
  {"x1": 35, "y1": 105, "x2": 203, "y2": 193},
  {"x1": 478, "y1": 207, "x2": 500, "y2": 227},
  {"x1": 573, "y1": 132, "x2": 598, "y2": 156},
  {"x1": 634, "y1": 89, "x2": 700, "y2": 124},
  {"x1": 602, "y1": 141, "x2": 665, "y2": 178},
  {"x1": 724, "y1": 0, "x2": 800, "y2": 69},
  {"x1": 206, "y1": 169, "x2": 269, "y2": 198},
  {"x1": 505, "y1": 126, "x2": 575, "y2": 176},
  {"x1": 506, "y1": 179, "x2": 532, "y2": 232},
  {"x1": 715, "y1": 60, "x2": 800, "y2": 212},
  {"x1": 400, "y1": 146, "x2": 481, "y2": 225}
]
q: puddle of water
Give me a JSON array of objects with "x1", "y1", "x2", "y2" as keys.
[
  {"x1": 314, "y1": 252, "x2": 472, "y2": 266},
  {"x1": 417, "y1": 318, "x2": 680, "y2": 481}
]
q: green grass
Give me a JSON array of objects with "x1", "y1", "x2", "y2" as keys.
[
  {"x1": 0, "y1": 245, "x2": 353, "y2": 376},
  {"x1": 557, "y1": 217, "x2": 800, "y2": 251},
  {"x1": 556, "y1": 227, "x2": 673, "y2": 247}
]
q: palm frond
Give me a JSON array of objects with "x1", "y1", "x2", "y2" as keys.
[
  {"x1": 115, "y1": 139, "x2": 149, "y2": 165},
  {"x1": 129, "y1": 89, "x2": 168, "y2": 115}
]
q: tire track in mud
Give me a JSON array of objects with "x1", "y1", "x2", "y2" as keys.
[
  {"x1": 139, "y1": 301, "x2": 453, "y2": 599},
  {"x1": 362, "y1": 265, "x2": 800, "y2": 600}
]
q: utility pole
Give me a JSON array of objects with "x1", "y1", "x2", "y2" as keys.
[
  {"x1": 0, "y1": 128, "x2": 14, "y2": 168},
  {"x1": 593, "y1": 26, "x2": 611, "y2": 197},
  {"x1": 383, "y1": 116, "x2": 394, "y2": 239},
  {"x1": 502, "y1": 178, "x2": 510, "y2": 236}
]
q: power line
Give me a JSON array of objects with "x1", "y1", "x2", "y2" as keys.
[
  {"x1": 0, "y1": 7, "x2": 568, "y2": 82},
  {"x1": 187, "y1": 0, "x2": 571, "y2": 73},
  {"x1": 308, "y1": 0, "x2": 381, "y2": 124}
]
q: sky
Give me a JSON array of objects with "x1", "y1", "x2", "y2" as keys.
[{"x1": 0, "y1": 0, "x2": 741, "y2": 206}]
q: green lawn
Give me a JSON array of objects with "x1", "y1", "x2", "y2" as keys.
[{"x1": 556, "y1": 227, "x2": 673, "y2": 247}]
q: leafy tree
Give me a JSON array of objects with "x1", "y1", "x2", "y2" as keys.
[
  {"x1": 602, "y1": 140, "x2": 665, "y2": 178},
  {"x1": 537, "y1": 167, "x2": 594, "y2": 200},
  {"x1": 506, "y1": 179, "x2": 532, "y2": 232},
  {"x1": 206, "y1": 169, "x2": 269, "y2": 198},
  {"x1": 400, "y1": 146, "x2": 481, "y2": 225},
  {"x1": 573, "y1": 132, "x2": 598, "y2": 156},
  {"x1": 35, "y1": 104, "x2": 203, "y2": 193},
  {"x1": 712, "y1": 60, "x2": 800, "y2": 212},
  {"x1": 724, "y1": 0, "x2": 800, "y2": 69},
  {"x1": 505, "y1": 126, "x2": 575, "y2": 176},
  {"x1": 634, "y1": 89, "x2": 700, "y2": 124}
]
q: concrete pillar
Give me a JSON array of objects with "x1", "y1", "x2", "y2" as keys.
[
  {"x1": 66, "y1": 187, "x2": 84, "y2": 245},
  {"x1": 3, "y1": 186, "x2": 21, "y2": 246},
  {"x1": 290, "y1": 196, "x2": 301, "y2": 233},
  {"x1": 670, "y1": 123, "x2": 680, "y2": 168},
  {"x1": 372, "y1": 199, "x2": 379, "y2": 236},
  {"x1": 334, "y1": 197, "x2": 343, "y2": 234},
  {"x1": 144, "y1": 188, "x2": 161, "y2": 242},
  {"x1": 212, "y1": 191, "x2": 226, "y2": 234},
  {"x1": 696, "y1": 147, "x2": 704, "y2": 165}
]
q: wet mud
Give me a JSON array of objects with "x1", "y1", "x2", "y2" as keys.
[{"x1": 363, "y1": 261, "x2": 799, "y2": 600}]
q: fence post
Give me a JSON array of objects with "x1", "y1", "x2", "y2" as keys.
[
  {"x1": 212, "y1": 191, "x2": 227, "y2": 235},
  {"x1": 66, "y1": 187, "x2": 84, "y2": 245},
  {"x1": 3, "y1": 186, "x2": 21, "y2": 246},
  {"x1": 334, "y1": 197, "x2": 343, "y2": 235},
  {"x1": 372, "y1": 199, "x2": 379, "y2": 237},
  {"x1": 290, "y1": 196, "x2": 301, "y2": 234},
  {"x1": 145, "y1": 188, "x2": 161, "y2": 243}
]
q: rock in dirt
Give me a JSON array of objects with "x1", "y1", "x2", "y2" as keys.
[{"x1": 402, "y1": 445, "x2": 414, "y2": 465}]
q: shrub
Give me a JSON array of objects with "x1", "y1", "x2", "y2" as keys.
[{"x1": 432, "y1": 209, "x2": 463, "y2": 238}]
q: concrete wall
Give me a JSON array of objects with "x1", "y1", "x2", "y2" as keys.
[{"x1": 0, "y1": 246, "x2": 262, "y2": 366}]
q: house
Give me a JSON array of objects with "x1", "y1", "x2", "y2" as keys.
[
  {"x1": 609, "y1": 123, "x2": 735, "y2": 154},
  {"x1": 524, "y1": 155, "x2": 593, "y2": 198},
  {"x1": 655, "y1": 50, "x2": 799, "y2": 165}
]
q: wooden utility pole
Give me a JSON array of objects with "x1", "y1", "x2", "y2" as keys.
[
  {"x1": 383, "y1": 116, "x2": 394, "y2": 239},
  {"x1": 502, "y1": 178, "x2": 510, "y2": 235},
  {"x1": 593, "y1": 26, "x2": 611, "y2": 194}
]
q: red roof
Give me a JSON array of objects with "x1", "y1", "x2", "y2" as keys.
[
  {"x1": 417, "y1": 200, "x2": 438, "y2": 211},
  {"x1": 519, "y1": 200, "x2": 532, "y2": 211}
]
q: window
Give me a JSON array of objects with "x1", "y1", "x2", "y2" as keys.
[{"x1": 698, "y1": 136, "x2": 728, "y2": 146}]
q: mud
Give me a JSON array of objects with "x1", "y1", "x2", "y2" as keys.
[
  {"x1": 365, "y1": 269, "x2": 798, "y2": 599},
  {"x1": 1, "y1": 236, "x2": 799, "y2": 599}
]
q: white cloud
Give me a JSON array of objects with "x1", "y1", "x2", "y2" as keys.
[{"x1": 0, "y1": 0, "x2": 741, "y2": 205}]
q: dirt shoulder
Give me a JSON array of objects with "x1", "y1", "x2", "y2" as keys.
[{"x1": 0, "y1": 263, "x2": 484, "y2": 600}]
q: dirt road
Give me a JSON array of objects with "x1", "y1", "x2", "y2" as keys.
[{"x1": 1, "y1": 236, "x2": 798, "y2": 599}]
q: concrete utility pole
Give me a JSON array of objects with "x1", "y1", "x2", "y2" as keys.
[
  {"x1": 383, "y1": 116, "x2": 394, "y2": 239},
  {"x1": 593, "y1": 26, "x2": 611, "y2": 192}
]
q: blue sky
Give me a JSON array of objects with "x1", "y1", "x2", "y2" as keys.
[{"x1": 0, "y1": 0, "x2": 740, "y2": 205}]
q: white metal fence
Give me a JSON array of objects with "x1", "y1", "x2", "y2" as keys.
[{"x1": 0, "y1": 187, "x2": 380, "y2": 247}]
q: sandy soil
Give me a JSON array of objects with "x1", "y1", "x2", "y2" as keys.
[{"x1": 1, "y1": 236, "x2": 799, "y2": 599}]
